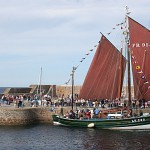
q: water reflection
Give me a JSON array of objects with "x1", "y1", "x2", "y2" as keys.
[
  {"x1": 81, "y1": 129, "x2": 150, "y2": 150},
  {"x1": 0, "y1": 125, "x2": 150, "y2": 150}
]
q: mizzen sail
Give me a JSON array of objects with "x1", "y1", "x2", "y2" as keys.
[
  {"x1": 79, "y1": 35, "x2": 126, "y2": 100},
  {"x1": 129, "y1": 17, "x2": 150, "y2": 101}
]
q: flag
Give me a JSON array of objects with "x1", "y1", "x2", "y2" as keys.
[
  {"x1": 90, "y1": 49, "x2": 93, "y2": 51},
  {"x1": 107, "y1": 32, "x2": 111, "y2": 35},
  {"x1": 123, "y1": 31, "x2": 127, "y2": 35},
  {"x1": 127, "y1": 12, "x2": 131, "y2": 15},
  {"x1": 136, "y1": 66, "x2": 140, "y2": 69},
  {"x1": 137, "y1": 71, "x2": 143, "y2": 74},
  {"x1": 141, "y1": 75, "x2": 145, "y2": 79},
  {"x1": 131, "y1": 56, "x2": 135, "y2": 59},
  {"x1": 144, "y1": 81, "x2": 149, "y2": 84},
  {"x1": 86, "y1": 53, "x2": 89, "y2": 55}
]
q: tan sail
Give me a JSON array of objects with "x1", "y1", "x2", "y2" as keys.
[
  {"x1": 129, "y1": 17, "x2": 150, "y2": 101},
  {"x1": 79, "y1": 35, "x2": 126, "y2": 100}
]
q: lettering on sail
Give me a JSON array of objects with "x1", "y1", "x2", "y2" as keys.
[{"x1": 132, "y1": 43, "x2": 150, "y2": 48}]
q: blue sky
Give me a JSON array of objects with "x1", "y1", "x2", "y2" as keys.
[{"x1": 0, "y1": 0, "x2": 149, "y2": 87}]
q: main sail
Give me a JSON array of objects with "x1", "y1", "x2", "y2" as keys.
[
  {"x1": 79, "y1": 35, "x2": 126, "y2": 100},
  {"x1": 128, "y1": 17, "x2": 150, "y2": 101}
]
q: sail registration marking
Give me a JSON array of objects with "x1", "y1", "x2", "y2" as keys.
[{"x1": 132, "y1": 43, "x2": 150, "y2": 48}]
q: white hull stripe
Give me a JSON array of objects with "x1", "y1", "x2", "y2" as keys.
[{"x1": 109, "y1": 124, "x2": 150, "y2": 130}]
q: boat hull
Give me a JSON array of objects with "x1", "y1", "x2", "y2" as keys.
[{"x1": 52, "y1": 114, "x2": 150, "y2": 129}]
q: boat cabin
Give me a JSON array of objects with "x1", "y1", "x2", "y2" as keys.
[{"x1": 107, "y1": 113, "x2": 123, "y2": 119}]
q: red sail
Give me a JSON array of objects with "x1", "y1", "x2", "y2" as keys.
[
  {"x1": 79, "y1": 35, "x2": 126, "y2": 100},
  {"x1": 129, "y1": 17, "x2": 150, "y2": 101}
]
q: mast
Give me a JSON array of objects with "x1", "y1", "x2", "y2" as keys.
[
  {"x1": 126, "y1": 6, "x2": 132, "y2": 107},
  {"x1": 117, "y1": 47, "x2": 123, "y2": 99},
  {"x1": 71, "y1": 66, "x2": 76, "y2": 110},
  {"x1": 37, "y1": 67, "x2": 42, "y2": 104}
]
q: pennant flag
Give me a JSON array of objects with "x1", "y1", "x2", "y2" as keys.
[
  {"x1": 127, "y1": 12, "x2": 131, "y2": 15},
  {"x1": 113, "y1": 28, "x2": 115, "y2": 30},
  {"x1": 80, "y1": 60, "x2": 83, "y2": 62},
  {"x1": 136, "y1": 66, "x2": 140, "y2": 69},
  {"x1": 116, "y1": 24, "x2": 120, "y2": 26},
  {"x1": 90, "y1": 49, "x2": 93, "y2": 51},
  {"x1": 82, "y1": 58, "x2": 85, "y2": 59},
  {"x1": 86, "y1": 53, "x2": 89, "y2": 55},
  {"x1": 144, "y1": 81, "x2": 149, "y2": 84},
  {"x1": 94, "y1": 45, "x2": 97, "y2": 47},
  {"x1": 141, "y1": 75, "x2": 145, "y2": 79},
  {"x1": 107, "y1": 32, "x2": 111, "y2": 35},
  {"x1": 137, "y1": 71, "x2": 143, "y2": 74},
  {"x1": 123, "y1": 31, "x2": 127, "y2": 35}
]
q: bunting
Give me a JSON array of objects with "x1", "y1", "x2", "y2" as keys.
[
  {"x1": 63, "y1": 13, "x2": 131, "y2": 90},
  {"x1": 64, "y1": 44, "x2": 97, "y2": 86},
  {"x1": 107, "y1": 21, "x2": 126, "y2": 36}
]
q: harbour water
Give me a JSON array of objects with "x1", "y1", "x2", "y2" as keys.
[{"x1": 0, "y1": 124, "x2": 150, "y2": 150}]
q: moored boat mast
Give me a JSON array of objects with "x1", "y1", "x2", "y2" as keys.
[
  {"x1": 71, "y1": 66, "x2": 76, "y2": 110},
  {"x1": 125, "y1": 6, "x2": 132, "y2": 107}
]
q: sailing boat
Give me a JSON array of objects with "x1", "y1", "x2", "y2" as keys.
[{"x1": 52, "y1": 14, "x2": 150, "y2": 129}]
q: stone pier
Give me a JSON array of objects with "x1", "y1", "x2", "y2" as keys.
[
  {"x1": 0, "y1": 106, "x2": 149, "y2": 126},
  {"x1": 0, "y1": 106, "x2": 70, "y2": 126}
]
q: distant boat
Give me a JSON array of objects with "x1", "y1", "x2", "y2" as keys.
[{"x1": 53, "y1": 12, "x2": 150, "y2": 129}]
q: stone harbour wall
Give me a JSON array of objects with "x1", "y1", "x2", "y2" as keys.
[
  {"x1": 0, "y1": 106, "x2": 149, "y2": 126},
  {"x1": 0, "y1": 107, "x2": 54, "y2": 126},
  {"x1": 0, "y1": 107, "x2": 70, "y2": 126}
]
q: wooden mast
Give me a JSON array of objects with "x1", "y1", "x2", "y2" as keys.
[
  {"x1": 71, "y1": 66, "x2": 76, "y2": 110},
  {"x1": 126, "y1": 6, "x2": 132, "y2": 107},
  {"x1": 117, "y1": 47, "x2": 123, "y2": 99},
  {"x1": 39, "y1": 67, "x2": 42, "y2": 104}
]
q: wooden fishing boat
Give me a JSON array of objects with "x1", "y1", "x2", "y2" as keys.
[
  {"x1": 53, "y1": 9, "x2": 150, "y2": 129},
  {"x1": 52, "y1": 114, "x2": 150, "y2": 129}
]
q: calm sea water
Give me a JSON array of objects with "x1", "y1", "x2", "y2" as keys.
[{"x1": 0, "y1": 124, "x2": 150, "y2": 150}]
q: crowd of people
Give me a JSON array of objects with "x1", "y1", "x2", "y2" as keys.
[
  {"x1": 64, "y1": 108, "x2": 101, "y2": 120},
  {"x1": 0, "y1": 94, "x2": 150, "y2": 109}
]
